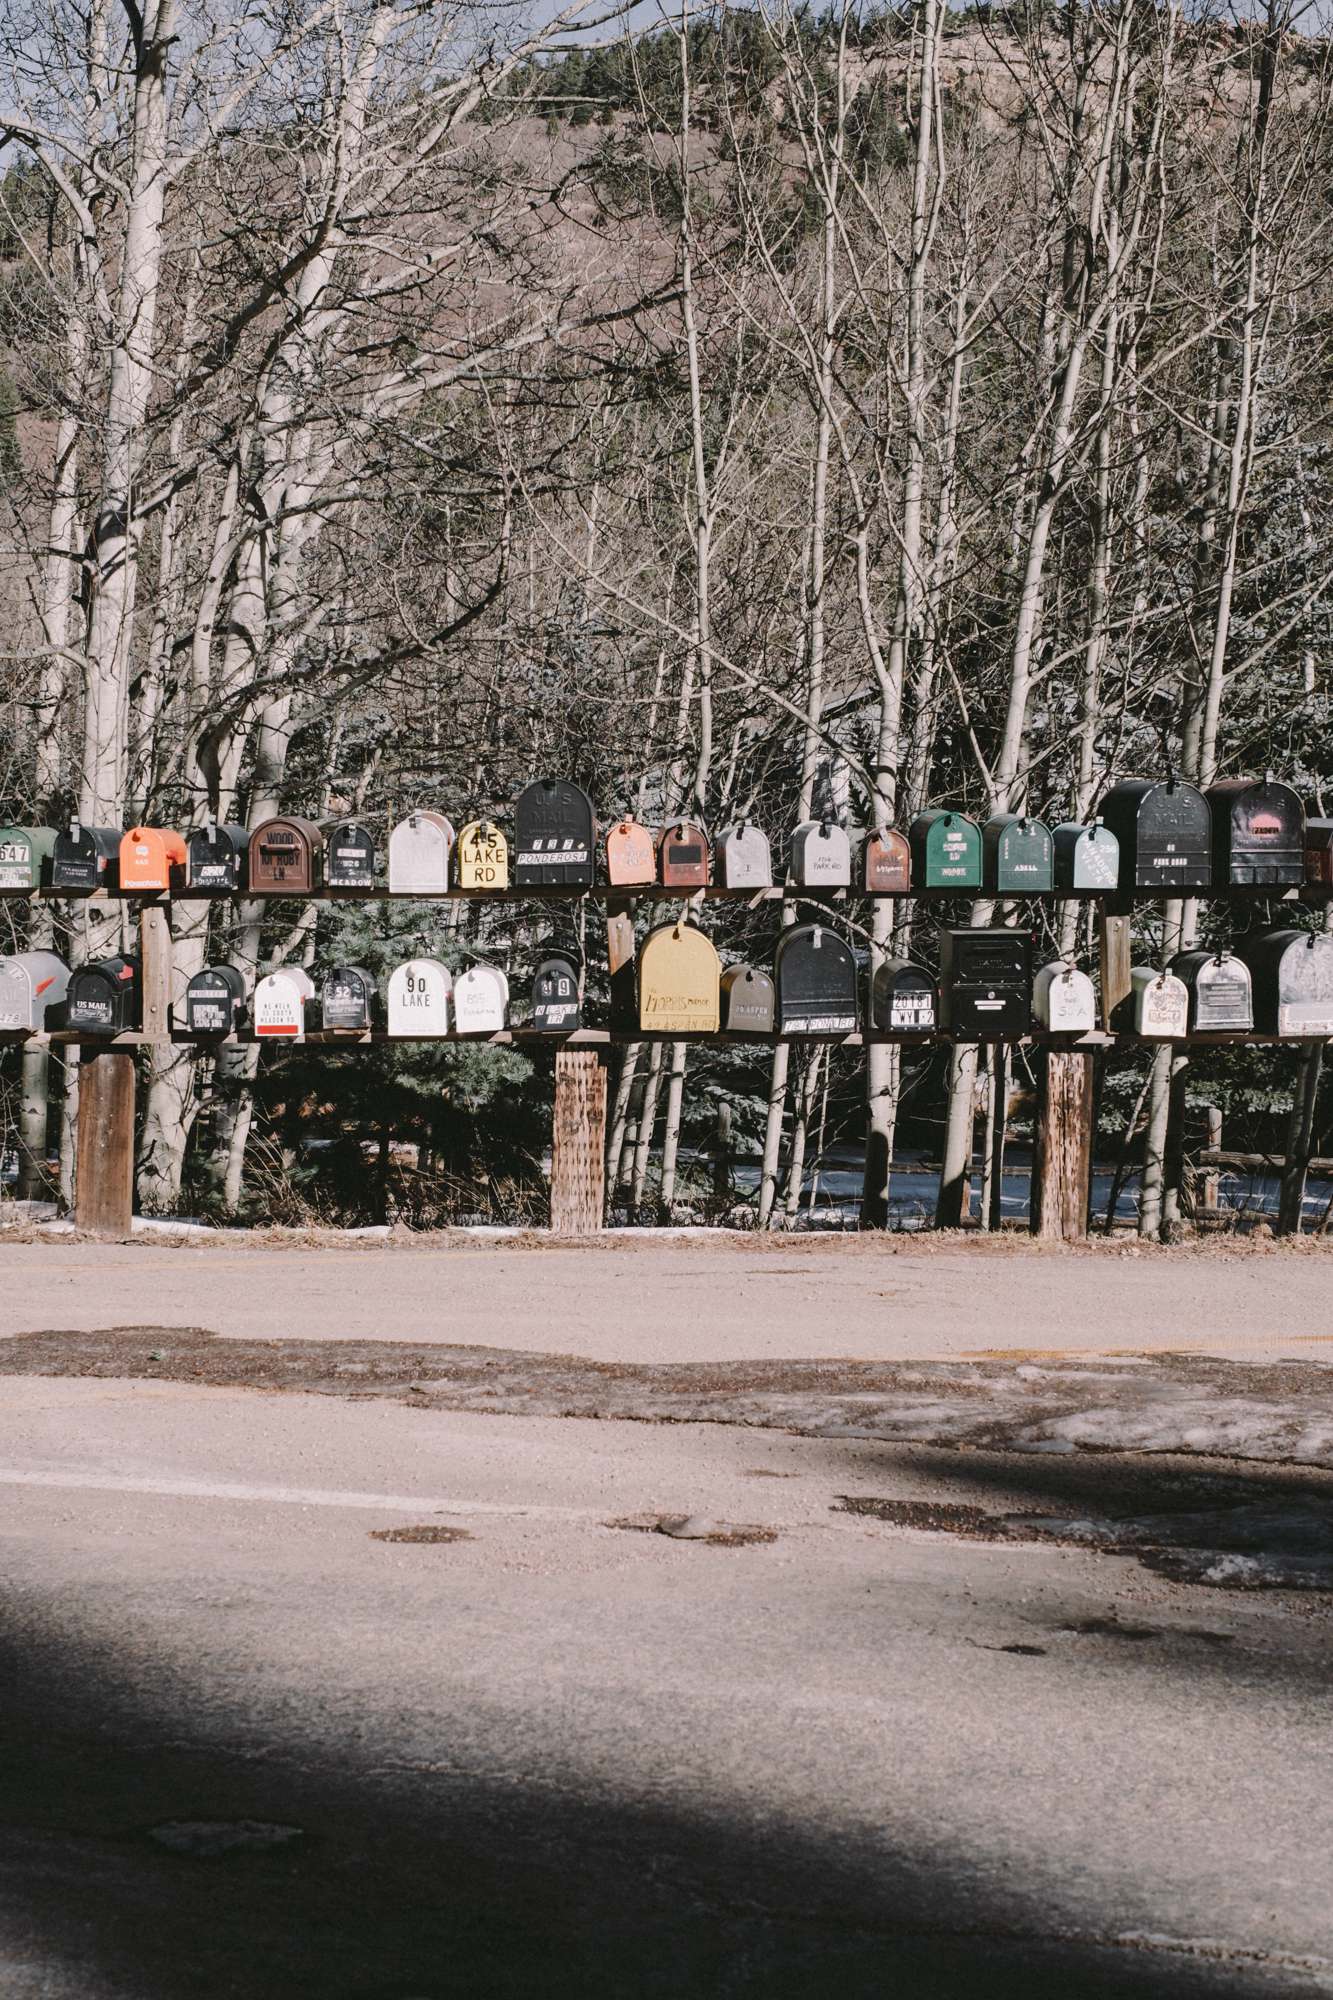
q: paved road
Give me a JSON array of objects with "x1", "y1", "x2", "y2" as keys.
[{"x1": 3, "y1": 1374, "x2": 1331, "y2": 1998}]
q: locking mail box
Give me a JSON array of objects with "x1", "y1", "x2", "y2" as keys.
[
  {"x1": 0, "y1": 952, "x2": 70, "y2": 1031},
  {"x1": 1099, "y1": 780, "x2": 1211, "y2": 892},
  {"x1": 322, "y1": 965, "x2": 376, "y2": 1031},
  {"x1": 938, "y1": 928, "x2": 1032, "y2": 1039},
  {"x1": 119, "y1": 826, "x2": 187, "y2": 893},
  {"x1": 1306, "y1": 819, "x2": 1333, "y2": 889},
  {"x1": 1206, "y1": 779, "x2": 1304, "y2": 890},
  {"x1": 658, "y1": 820, "x2": 711, "y2": 891},
  {"x1": 532, "y1": 954, "x2": 581, "y2": 1032},
  {"x1": 864, "y1": 829, "x2": 911, "y2": 895},
  {"x1": 388, "y1": 811, "x2": 454, "y2": 894},
  {"x1": 1033, "y1": 961, "x2": 1097, "y2": 1033},
  {"x1": 870, "y1": 959, "x2": 938, "y2": 1034},
  {"x1": 186, "y1": 823, "x2": 249, "y2": 893},
  {"x1": 514, "y1": 779, "x2": 596, "y2": 888},
  {"x1": 790, "y1": 821, "x2": 852, "y2": 890},
  {"x1": 66, "y1": 955, "x2": 139, "y2": 1033},
  {"x1": 253, "y1": 966, "x2": 314, "y2": 1039},
  {"x1": 775, "y1": 924, "x2": 858, "y2": 1034},
  {"x1": 183, "y1": 965, "x2": 247, "y2": 1036},
  {"x1": 1052, "y1": 819, "x2": 1119, "y2": 893},
  {"x1": 909, "y1": 811, "x2": 982, "y2": 891},
  {"x1": 387, "y1": 958, "x2": 452, "y2": 1036},
  {"x1": 52, "y1": 823, "x2": 120, "y2": 893},
  {"x1": 1170, "y1": 949, "x2": 1253, "y2": 1033},
  {"x1": 0, "y1": 826, "x2": 55, "y2": 892},
  {"x1": 455, "y1": 819, "x2": 509, "y2": 891},
  {"x1": 605, "y1": 819, "x2": 656, "y2": 888},
  {"x1": 1122, "y1": 966, "x2": 1190, "y2": 1038},
  {"x1": 453, "y1": 964, "x2": 508, "y2": 1034},
  {"x1": 983, "y1": 814, "x2": 1054, "y2": 895},
  {"x1": 716, "y1": 822, "x2": 773, "y2": 890},
  {"x1": 323, "y1": 819, "x2": 377, "y2": 891},
  {"x1": 249, "y1": 817, "x2": 323, "y2": 895},
  {"x1": 720, "y1": 964, "x2": 775, "y2": 1033},
  {"x1": 1235, "y1": 929, "x2": 1333, "y2": 1036},
  {"x1": 638, "y1": 923, "x2": 720, "y2": 1033}
]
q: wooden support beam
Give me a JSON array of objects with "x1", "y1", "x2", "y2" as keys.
[
  {"x1": 550, "y1": 1048, "x2": 607, "y2": 1235},
  {"x1": 1031, "y1": 1049, "x2": 1094, "y2": 1241},
  {"x1": 74, "y1": 1047, "x2": 136, "y2": 1238},
  {"x1": 138, "y1": 902, "x2": 173, "y2": 1040},
  {"x1": 1098, "y1": 910, "x2": 1132, "y2": 1030}
]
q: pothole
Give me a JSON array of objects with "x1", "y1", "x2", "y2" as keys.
[
  {"x1": 608, "y1": 1513, "x2": 778, "y2": 1547},
  {"x1": 369, "y1": 1525, "x2": 473, "y2": 1545},
  {"x1": 834, "y1": 1497, "x2": 1011, "y2": 1539}
]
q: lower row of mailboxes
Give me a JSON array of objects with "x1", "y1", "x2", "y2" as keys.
[{"x1": 3, "y1": 926, "x2": 1332, "y2": 1040}]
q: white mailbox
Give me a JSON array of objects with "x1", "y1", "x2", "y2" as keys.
[
  {"x1": 790, "y1": 820, "x2": 851, "y2": 888},
  {"x1": 0, "y1": 951, "x2": 70, "y2": 1031},
  {"x1": 387, "y1": 957, "x2": 452, "y2": 1036},
  {"x1": 253, "y1": 966, "x2": 314, "y2": 1040},
  {"x1": 388, "y1": 811, "x2": 455, "y2": 894},
  {"x1": 1128, "y1": 966, "x2": 1189, "y2": 1039},
  {"x1": 716, "y1": 821, "x2": 773, "y2": 890},
  {"x1": 453, "y1": 964, "x2": 508, "y2": 1034},
  {"x1": 1033, "y1": 961, "x2": 1097, "y2": 1033}
]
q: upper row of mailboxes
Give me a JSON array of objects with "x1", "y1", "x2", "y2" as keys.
[{"x1": 2, "y1": 777, "x2": 1330, "y2": 898}]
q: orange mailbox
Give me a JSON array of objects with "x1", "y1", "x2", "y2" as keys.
[
  {"x1": 119, "y1": 826, "x2": 187, "y2": 892},
  {"x1": 606, "y1": 818, "x2": 656, "y2": 887}
]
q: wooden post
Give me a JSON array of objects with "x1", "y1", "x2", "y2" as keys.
[
  {"x1": 1098, "y1": 909, "x2": 1132, "y2": 1030},
  {"x1": 1278, "y1": 1043, "x2": 1324, "y2": 1237},
  {"x1": 74, "y1": 1047, "x2": 136, "y2": 1237},
  {"x1": 1031, "y1": 1050, "x2": 1094, "y2": 1241},
  {"x1": 550, "y1": 1048, "x2": 607, "y2": 1235},
  {"x1": 138, "y1": 902, "x2": 173, "y2": 1040}
]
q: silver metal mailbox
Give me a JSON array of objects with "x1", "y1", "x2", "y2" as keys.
[
  {"x1": 1032, "y1": 961, "x2": 1097, "y2": 1033},
  {"x1": 0, "y1": 952, "x2": 70, "y2": 1031}
]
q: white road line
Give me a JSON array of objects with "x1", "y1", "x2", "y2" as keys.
[{"x1": 0, "y1": 1467, "x2": 594, "y2": 1519}]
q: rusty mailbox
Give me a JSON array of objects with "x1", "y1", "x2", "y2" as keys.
[
  {"x1": 1236, "y1": 929, "x2": 1333, "y2": 1037},
  {"x1": 790, "y1": 820, "x2": 851, "y2": 890},
  {"x1": 775, "y1": 925, "x2": 858, "y2": 1035},
  {"x1": 638, "y1": 922, "x2": 720, "y2": 1033},
  {"x1": 514, "y1": 779, "x2": 596, "y2": 888},
  {"x1": 387, "y1": 958, "x2": 452, "y2": 1036},
  {"x1": 531, "y1": 953, "x2": 581, "y2": 1032},
  {"x1": 249, "y1": 816, "x2": 324, "y2": 895},
  {"x1": 186, "y1": 823, "x2": 249, "y2": 893},
  {"x1": 982, "y1": 814, "x2": 1054, "y2": 895},
  {"x1": 1169, "y1": 949, "x2": 1253, "y2": 1033},
  {"x1": 720, "y1": 964, "x2": 775, "y2": 1034},
  {"x1": 605, "y1": 818, "x2": 656, "y2": 888},
  {"x1": 0, "y1": 952, "x2": 70, "y2": 1031},
  {"x1": 870, "y1": 959, "x2": 937, "y2": 1034},
  {"x1": 388, "y1": 811, "x2": 454, "y2": 894},
  {"x1": 1099, "y1": 779, "x2": 1211, "y2": 893},
  {"x1": 658, "y1": 820, "x2": 711, "y2": 891},
  {"x1": 864, "y1": 829, "x2": 911, "y2": 895},
  {"x1": 455, "y1": 819, "x2": 509, "y2": 891},
  {"x1": 183, "y1": 965, "x2": 248, "y2": 1036},
  {"x1": 119, "y1": 826, "x2": 187, "y2": 894},
  {"x1": 52, "y1": 822, "x2": 120, "y2": 893},
  {"x1": 253, "y1": 966, "x2": 315, "y2": 1040},
  {"x1": 0, "y1": 827, "x2": 56, "y2": 892},
  {"x1": 1206, "y1": 779, "x2": 1305, "y2": 890},
  {"x1": 1032, "y1": 961, "x2": 1097, "y2": 1034},
  {"x1": 453, "y1": 963, "x2": 509, "y2": 1034},
  {"x1": 323, "y1": 819, "x2": 377, "y2": 891},
  {"x1": 716, "y1": 822, "x2": 773, "y2": 890},
  {"x1": 1052, "y1": 819, "x2": 1119, "y2": 893},
  {"x1": 322, "y1": 965, "x2": 376, "y2": 1031},
  {"x1": 66, "y1": 955, "x2": 140, "y2": 1033}
]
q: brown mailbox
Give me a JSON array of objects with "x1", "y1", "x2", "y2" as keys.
[
  {"x1": 249, "y1": 816, "x2": 323, "y2": 894},
  {"x1": 119, "y1": 826, "x2": 188, "y2": 894},
  {"x1": 658, "y1": 820, "x2": 711, "y2": 891},
  {"x1": 864, "y1": 829, "x2": 911, "y2": 895},
  {"x1": 605, "y1": 819, "x2": 656, "y2": 887}
]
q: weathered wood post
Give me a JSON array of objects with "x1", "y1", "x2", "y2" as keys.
[
  {"x1": 1031, "y1": 1050, "x2": 1094, "y2": 1241},
  {"x1": 74, "y1": 1048, "x2": 136, "y2": 1237},
  {"x1": 551, "y1": 1048, "x2": 607, "y2": 1235},
  {"x1": 1098, "y1": 910, "x2": 1132, "y2": 1030}
]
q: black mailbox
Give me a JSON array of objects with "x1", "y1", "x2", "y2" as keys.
[
  {"x1": 1169, "y1": 949, "x2": 1253, "y2": 1032},
  {"x1": 186, "y1": 823, "x2": 249, "y2": 893},
  {"x1": 939, "y1": 929, "x2": 1032, "y2": 1038},
  {"x1": 871, "y1": 959, "x2": 938, "y2": 1034},
  {"x1": 720, "y1": 964, "x2": 775, "y2": 1033},
  {"x1": 1099, "y1": 779, "x2": 1211, "y2": 892},
  {"x1": 532, "y1": 953, "x2": 581, "y2": 1032},
  {"x1": 1206, "y1": 779, "x2": 1304, "y2": 890},
  {"x1": 184, "y1": 965, "x2": 247, "y2": 1035},
  {"x1": 66, "y1": 955, "x2": 140, "y2": 1033},
  {"x1": 514, "y1": 779, "x2": 596, "y2": 887},
  {"x1": 324, "y1": 818, "x2": 378, "y2": 891},
  {"x1": 52, "y1": 822, "x2": 121, "y2": 893},
  {"x1": 774, "y1": 924, "x2": 858, "y2": 1034},
  {"x1": 1235, "y1": 929, "x2": 1333, "y2": 1036},
  {"x1": 322, "y1": 965, "x2": 376, "y2": 1031}
]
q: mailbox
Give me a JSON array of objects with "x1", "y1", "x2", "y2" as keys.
[
  {"x1": 605, "y1": 818, "x2": 656, "y2": 887},
  {"x1": 1206, "y1": 779, "x2": 1305, "y2": 890},
  {"x1": 658, "y1": 820, "x2": 711, "y2": 891},
  {"x1": 323, "y1": 819, "x2": 377, "y2": 891},
  {"x1": 1052, "y1": 819, "x2": 1119, "y2": 893},
  {"x1": 388, "y1": 811, "x2": 454, "y2": 894},
  {"x1": 1235, "y1": 929, "x2": 1333, "y2": 1036},
  {"x1": 1305, "y1": 819, "x2": 1333, "y2": 888},
  {"x1": 774, "y1": 924, "x2": 858, "y2": 1035},
  {"x1": 790, "y1": 820, "x2": 852, "y2": 890},
  {"x1": 532, "y1": 953, "x2": 581, "y2": 1032},
  {"x1": 184, "y1": 965, "x2": 247, "y2": 1036},
  {"x1": 0, "y1": 826, "x2": 55, "y2": 892},
  {"x1": 118, "y1": 825, "x2": 187, "y2": 894},
  {"x1": 249, "y1": 816, "x2": 323, "y2": 895},
  {"x1": 938, "y1": 929, "x2": 1032, "y2": 1038},
  {"x1": 254, "y1": 966, "x2": 314, "y2": 1039},
  {"x1": 870, "y1": 959, "x2": 937, "y2": 1034},
  {"x1": 387, "y1": 957, "x2": 452, "y2": 1036},
  {"x1": 1169, "y1": 949, "x2": 1253, "y2": 1033},
  {"x1": 454, "y1": 963, "x2": 509, "y2": 1034},
  {"x1": 982, "y1": 814, "x2": 1054, "y2": 895},
  {"x1": 909, "y1": 811, "x2": 982, "y2": 891},
  {"x1": 0, "y1": 952, "x2": 70, "y2": 1031},
  {"x1": 720, "y1": 964, "x2": 775, "y2": 1033},
  {"x1": 1099, "y1": 779, "x2": 1211, "y2": 892},
  {"x1": 864, "y1": 829, "x2": 911, "y2": 895},
  {"x1": 52, "y1": 822, "x2": 120, "y2": 893},
  {"x1": 455, "y1": 819, "x2": 509, "y2": 891},
  {"x1": 322, "y1": 964, "x2": 376, "y2": 1031},
  {"x1": 716, "y1": 822, "x2": 773, "y2": 890},
  {"x1": 638, "y1": 922, "x2": 720, "y2": 1032},
  {"x1": 1122, "y1": 966, "x2": 1190, "y2": 1039},
  {"x1": 514, "y1": 779, "x2": 596, "y2": 887},
  {"x1": 186, "y1": 823, "x2": 249, "y2": 893},
  {"x1": 1033, "y1": 961, "x2": 1097, "y2": 1034},
  {"x1": 66, "y1": 955, "x2": 139, "y2": 1033}
]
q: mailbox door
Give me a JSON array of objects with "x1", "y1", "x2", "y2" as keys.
[
  {"x1": 720, "y1": 966, "x2": 775, "y2": 1033},
  {"x1": 532, "y1": 957, "x2": 580, "y2": 1031},
  {"x1": 388, "y1": 812, "x2": 453, "y2": 893},
  {"x1": 864, "y1": 831, "x2": 911, "y2": 895},
  {"x1": 454, "y1": 965, "x2": 507, "y2": 1033},
  {"x1": 638, "y1": 924, "x2": 720, "y2": 1033},
  {"x1": 455, "y1": 820, "x2": 509, "y2": 890},
  {"x1": 68, "y1": 957, "x2": 138, "y2": 1033},
  {"x1": 187, "y1": 826, "x2": 248, "y2": 892},
  {"x1": 775, "y1": 926, "x2": 857, "y2": 1033},
  {"x1": 987, "y1": 818, "x2": 1053, "y2": 894},
  {"x1": 185, "y1": 968, "x2": 245, "y2": 1035},
  {"x1": 605, "y1": 821, "x2": 655, "y2": 886},
  {"x1": 1072, "y1": 825, "x2": 1119, "y2": 891},
  {"x1": 322, "y1": 967, "x2": 373, "y2": 1030},
  {"x1": 324, "y1": 821, "x2": 377, "y2": 890},
  {"x1": 1034, "y1": 964, "x2": 1096, "y2": 1032},
  {"x1": 514, "y1": 780, "x2": 596, "y2": 887},
  {"x1": 387, "y1": 958, "x2": 452, "y2": 1036},
  {"x1": 658, "y1": 822, "x2": 711, "y2": 890},
  {"x1": 717, "y1": 824, "x2": 773, "y2": 890},
  {"x1": 53, "y1": 827, "x2": 115, "y2": 892},
  {"x1": 120, "y1": 830, "x2": 167, "y2": 891},
  {"x1": 1191, "y1": 957, "x2": 1252, "y2": 1032}
]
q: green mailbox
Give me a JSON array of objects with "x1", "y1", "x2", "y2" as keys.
[
  {"x1": 0, "y1": 826, "x2": 56, "y2": 892},
  {"x1": 982, "y1": 814, "x2": 1054, "y2": 894},
  {"x1": 909, "y1": 810, "x2": 981, "y2": 891}
]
